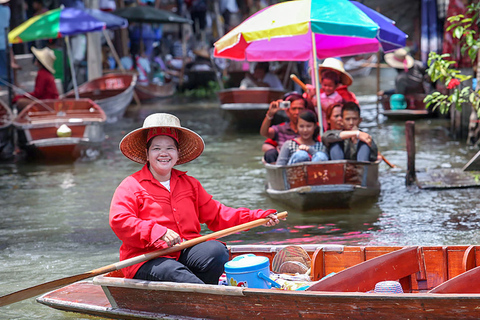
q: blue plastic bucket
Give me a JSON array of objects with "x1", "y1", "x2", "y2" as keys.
[
  {"x1": 224, "y1": 254, "x2": 276, "y2": 289},
  {"x1": 390, "y1": 94, "x2": 407, "y2": 110}
]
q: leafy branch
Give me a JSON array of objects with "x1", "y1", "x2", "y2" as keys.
[{"x1": 424, "y1": 3, "x2": 480, "y2": 116}]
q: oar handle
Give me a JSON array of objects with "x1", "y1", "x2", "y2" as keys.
[
  {"x1": 290, "y1": 74, "x2": 308, "y2": 92},
  {"x1": 91, "y1": 211, "x2": 288, "y2": 277},
  {"x1": 378, "y1": 152, "x2": 397, "y2": 168}
]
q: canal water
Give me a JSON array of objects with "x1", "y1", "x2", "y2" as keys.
[{"x1": 1, "y1": 69, "x2": 480, "y2": 319}]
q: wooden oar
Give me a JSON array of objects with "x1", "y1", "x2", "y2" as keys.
[
  {"x1": 0, "y1": 211, "x2": 288, "y2": 307},
  {"x1": 379, "y1": 152, "x2": 398, "y2": 169},
  {"x1": 290, "y1": 74, "x2": 308, "y2": 92}
]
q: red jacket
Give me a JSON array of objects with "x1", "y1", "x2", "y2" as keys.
[
  {"x1": 13, "y1": 68, "x2": 59, "y2": 103},
  {"x1": 109, "y1": 165, "x2": 276, "y2": 278}
]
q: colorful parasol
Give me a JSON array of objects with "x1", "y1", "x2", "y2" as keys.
[
  {"x1": 8, "y1": 7, "x2": 110, "y2": 44},
  {"x1": 214, "y1": 0, "x2": 407, "y2": 61}
]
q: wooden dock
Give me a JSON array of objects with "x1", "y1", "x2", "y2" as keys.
[{"x1": 406, "y1": 121, "x2": 480, "y2": 189}]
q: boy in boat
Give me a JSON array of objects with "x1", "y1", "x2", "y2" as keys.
[
  {"x1": 260, "y1": 92, "x2": 307, "y2": 163},
  {"x1": 321, "y1": 102, "x2": 378, "y2": 162}
]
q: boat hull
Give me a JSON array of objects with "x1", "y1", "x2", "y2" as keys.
[
  {"x1": 265, "y1": 160, "x2": 380, "y2": 210},
  {"x1": 218, "y1": 88, "x2": 286, "y2": 129},
  {"x1": 63, "y1": 73, "x2": 137, "y2": 123},
  {"x1": 13, "y1": 99, "x2": 107, "y2": 161},
  {"x1": 134, "y1": 82, "x2": 176, "y2": 101},
  {"x1": 37, "y1": 244, "x2": 480, "y2": 320}
]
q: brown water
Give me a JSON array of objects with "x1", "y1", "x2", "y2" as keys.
[{"x1": 1, "y1": 69, "x2": 480, "y2": 319}]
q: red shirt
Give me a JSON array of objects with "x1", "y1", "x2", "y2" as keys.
[
  {"x1": 109, "y1": 165, "x2": 276, "y2": 278},
  {"x1": 13, "y1": 68, "x2": 59, "y2": 103}
]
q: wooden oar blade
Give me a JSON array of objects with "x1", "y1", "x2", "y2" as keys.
[{"x1": 0, "y1": 273, "x2": 93, "y2": 307}]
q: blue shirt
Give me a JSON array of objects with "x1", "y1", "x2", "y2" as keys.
[{"x1": 0, "y1": 6, "x2": 11, "y2": 51}]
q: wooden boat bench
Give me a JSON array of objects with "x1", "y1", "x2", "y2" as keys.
[{"x1": 307, "y1": 246, "x2": 421, "y2": 292}]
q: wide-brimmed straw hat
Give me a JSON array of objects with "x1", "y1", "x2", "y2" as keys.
[
  {"x1": 318, "y1": 58, "x2": 353, "y2": 86},
  {"x1": 119, "y1": 113, "x2": 204, "y2": 165},
  {"x1": 384, "y1": 48, "x2": 414, "y2": 70},
  {"x1": 31, "y1": 46, "x2": 56, "y2": 74}
]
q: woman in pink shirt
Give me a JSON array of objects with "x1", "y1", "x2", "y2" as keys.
[{"x1": 110, "y1": 113, "x2": 279, "y2": 284}]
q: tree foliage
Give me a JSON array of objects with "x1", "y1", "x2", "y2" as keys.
[{"x1": 424, "y1": 2, "x2": 480, "y2": 117}]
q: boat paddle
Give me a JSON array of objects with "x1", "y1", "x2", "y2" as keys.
[
  {"x1": 0, "y1": 211, "x2": 288, "y2": 307},
  {"x1": 378, "y1": 152, "x2": 398, "y2": 169},
  {"x1": 290, "y1": 74, "x2": 309, "y2": 92}
]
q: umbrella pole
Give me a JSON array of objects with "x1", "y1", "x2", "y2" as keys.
[
  {"x1": 65, "y1": 36, "x2": 79, "y2": 100},
  {"x1": 310, "y1": 32, "x2": 323, "y2": 133}
]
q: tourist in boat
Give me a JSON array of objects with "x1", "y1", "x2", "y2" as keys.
[
  {"x1": 239, "y1": 62, "x2": 284, "y2": 90},
  {"x1": 326, "y1": 103, "x2": 344, "y2": 131},
  {"x1": 260, "y1": 92, "x2": 307, "y2": 163},
  {"x1": 276, "y1": 110, "x2": 329, "y2": 165},
  {"x1": 381, "y1": 48, "x2": 431, "y2": 96},
  {"x1": 12, "y1": 46, "x2": 59, "y2": 111},
  {"x1": 322, "y1": 102, "x2": 378, "y2": 162},
  {"x1": 109, "y1": 113, "x2": 280, "y2": 284}
]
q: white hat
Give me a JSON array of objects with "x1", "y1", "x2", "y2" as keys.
[
  {"x1": 31, "y1": 46, "x2": 56, "y2": 74},
  {"x1": 0, "y1": 0, "x2": 10, "y2": 4},
  {"x1": 384, "y1": 48, "x2": 414, "y2": 70},
  {"x1": 318, "y1": 58, "x2": 353, "y2": 86},
  {"x1": 119, "y1": 113, "x2": 204, "y2": 165}
]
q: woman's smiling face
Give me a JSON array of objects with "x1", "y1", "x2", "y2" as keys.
[
  {"x1": 147, "y1": 135, "x2": 179, "y2": 178},
  {"x1": 297, "y1": 117, "x2": 316, "y2": 140}
]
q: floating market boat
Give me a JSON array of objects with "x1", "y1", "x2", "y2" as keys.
[
  {"x1": 379, "y1": 93, "x2": 436, "y2": 120},
  {"x1": 13, "y1": 99, "x2": 106, "y2": 161},
  {"x1": 62, "y1": 73, "x2": 136, "y2": 123},
  {"x1": 0, "y1": 99, "x2": 14, "y2": 161},
  {"x1": 264, "y1": 160, "x2": 381, "y2": 210},
  {"x1": 218, "y1": 87, "x2": 286, "y2": 129},
  {"x1": 134, "y1": 81, "x2": 176, "y2": 102},
  {"x1": 37, "y1": 244, "x2": 480, "y2": 320}
]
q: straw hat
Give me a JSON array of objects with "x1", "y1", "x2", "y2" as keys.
[
  {"x1": 119, "y1": 113, "x2": 204, "y2": 165},
  {"x1": 384, "y1": 48, "x2": 414, "y2": 70},
  {"x1": 319, "y1": 58, "x2": 353, "y2": 86},
  {"x1": 193, "y1": 48, "x2": 210, "y2": 59},
  {"x1": 31, "y1": 46, "x2": 56, "y2": 74},
  {"x1": 0, "y1": 0, "x2": 10, "y2": 3},
  {"x1": 373, "y1": 281, "x2": 404, "y2": 294}
]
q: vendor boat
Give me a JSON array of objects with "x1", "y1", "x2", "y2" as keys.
[
  {"x1": 379, "y1": 93, "x2": 436, "y2": 120},
  {"x1": 218, "y1": 87, "x2": 287, "y2": 129},
  {"x1": 265, "y1": 160, "x2": 380, "y2": 210},
  {"x1": 62, "y1": 73, "x2": 137, "y2": 123},
  {"x1": 37, "y1": 244, "x2": 480, "y2": 320},
  {"x1": 134, "y1": 81, "x2": 176, "y2": 102},
  {"x1": 13, "y1": 99, "x2": 106, "y2": 161}
]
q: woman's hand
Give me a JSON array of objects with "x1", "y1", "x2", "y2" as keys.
[
  {"x1": 161, "y1": 228, "x2": 181, "y2": 247},
  {"x1": 263, "y1": 213, "x2": 280, "y2": 227}
]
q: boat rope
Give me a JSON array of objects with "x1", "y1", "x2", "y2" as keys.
[{"x1": 0, "y1": 77, "x2": 54, "y2": 112}]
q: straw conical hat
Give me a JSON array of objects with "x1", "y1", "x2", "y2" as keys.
[
  {"x1": 31, "y1": 47, "x2": 56, "y2": 74},
  {"x1": 119, "y1": 113, "x2": 204, "y2": 165},
  {"x1": 318, "y1": 58, "x2": 353, "y2": 86},
  {"x1": 384, "y1": 48, "x2": 414, "y2": 70}
]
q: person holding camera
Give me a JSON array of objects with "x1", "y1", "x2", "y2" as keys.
[{"x1": 260, "y1": 92, "x2": 307, "y2": 163}]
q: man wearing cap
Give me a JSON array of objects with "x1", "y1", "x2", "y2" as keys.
[
  {"x1": 383, "y1": 48, "x2": 430, "y2": 96},
  {"x1": 110, "y1": 113, "x2": 280, "y2": 284},
  {"x1": 260, "y1": 92, "x2": 307, "y2": 163}
]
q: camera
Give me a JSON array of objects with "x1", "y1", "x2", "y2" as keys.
[{"x1": 279, "y1": 101, "x2": 291, "y2": 109}]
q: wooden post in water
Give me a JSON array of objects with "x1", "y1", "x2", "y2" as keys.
[{"x1": 405, "y1": 121, "x2": 416, "y2": 185}]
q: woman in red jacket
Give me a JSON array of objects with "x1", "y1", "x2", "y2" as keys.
[
  {"x1": 110, "y1": 113, "x2": 279, "y2": 284},
  {"x1": 13, "y1": 46, "x2": 59, "y2": 110}
]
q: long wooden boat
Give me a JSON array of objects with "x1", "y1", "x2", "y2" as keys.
[
  {"x1": 62, "y1": 73, "x2": 137, "y2": 123},
  {"x1": 218, "y1": 88, "x2": 287, "y2": 129},
  {"x1": 37, "y1": 244, "x2": 480, "y2": 319},
  {"x1": 13, "y1": 99, "x2": 107, "y2": 161},
  {"x1": 379, "y1": 93, "x2": 437, "y2": 120},
  {"x1": 265, "y1": 160, "x2": 380, "y2": 210},
  {"x1": 0, "y1": 99, "x2": 14, "y2": 161},
  {"x1": 134, "y1": 81, "x2": 176, "y2": 101}
]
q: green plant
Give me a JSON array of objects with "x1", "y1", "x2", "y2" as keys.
[
  {"x1": 181, "y1": 81, "x2": 220, "y2": 99},
  {"x1": 424, "y1": 3, "x2": 480, "y2": 116}
]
